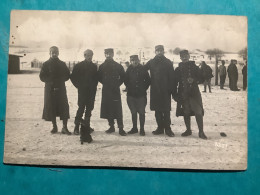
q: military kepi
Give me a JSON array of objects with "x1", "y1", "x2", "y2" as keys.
[
  {"x1": 130, "y1": 55, "x2": 139, "y2": 61},
  {"x1": 155, "y1": 45, "x2": 164, "y2": 51},
  {"x1": 180, "y1": 50, "x2": 189, "y2": 56},
  {"x1": 104, "y1": 48, "x2": 114, "y2": 54}
]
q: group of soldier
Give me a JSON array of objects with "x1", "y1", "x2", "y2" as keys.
[{"x1": 42, "y1": 45, "x2": 248, "y2": 143}]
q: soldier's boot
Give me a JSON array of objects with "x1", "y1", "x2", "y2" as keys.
[
  {"x1": 139, "y1": 114, "x2": 145, "y2": 136},
  {"x1": 105, "y1": 126, "x2": 115, "y2": 134},
  {"x1": 165, "y1": 128, "x2": 175, "y2": 137},
  {"x1": 84, "y1": 116, "x2": 94, "y2": 134},
  {"x1": 119, "y1": 128, "x2": 127, "y2": 136},
  {"x1": 181, "y1": 129, "x2": 192, "y2": 136},
  {"x1": 51, "y1": 124, "x2": 58, "y2": 134},
  {"x1": 196, "y1": 114, "x2": 207, "y2": 140},
  {"x1": 152, "y1": 127, "x2": 164, "y2": 135},
  {"x1": 61, "y1": 119, "x2": 72, "y2": 135},
  {"x1": 128, "y1": 113, "x2": 138, "y2": 134},
  {"x1": 74, "y1": 118, "x2": 81, "y2": 135},
  {"x1": 182, "y1": 115, "x2": 192, "y2": 137}
]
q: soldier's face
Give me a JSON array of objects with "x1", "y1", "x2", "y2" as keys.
[
  {"x1": 131, "y1": 59, "x2": 139, "y2": 66},
  {"x1": 84, "y1": 53, "x2": 93, "y2": 62},
  {"x1": 155, "y1": 49, "x2": 164, "y2": 56},
  {"x1": 180, "y1": 54, "x2": 190, "y2": 62},
  {"x1": 105, "y1": 52, "x2": 114, "y2": 59},
  {"x1": 50, "y1": 49, "x2": 59, "y2": 58}
]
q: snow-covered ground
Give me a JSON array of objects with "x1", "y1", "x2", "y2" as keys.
[{"x1": 4, "y1": 68, "x2": 247, "y2": 170}]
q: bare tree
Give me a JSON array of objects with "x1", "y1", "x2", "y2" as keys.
[
  {"x1": 238, "y1": 47, "x2": 247, "y2": 60},
  {"x1": 205, "y1": 48, "x2": 225, "y2": 85}
]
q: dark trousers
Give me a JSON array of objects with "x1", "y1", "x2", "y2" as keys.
[
  {"x1": 243, "y1": 76, "x2": 247, "y2": 90},
  {"x1": 108, "y1": 118, "x2": 124, "y2": 129},
  {"x1": 220, "y1": 75, "x2": 226, "y2": 89},
  {"x1": 155, "y1": 111, "x2": 171, "y2": 130},
  {"x1": 75, "y1": 90, "x2": 94, "y2": 122}
]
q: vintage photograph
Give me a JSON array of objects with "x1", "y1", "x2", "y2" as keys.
[{"x1": 4, "y1": 10, "x2": 247, "y2": 170}]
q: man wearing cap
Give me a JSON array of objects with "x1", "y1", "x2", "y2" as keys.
[
  {"x1": 39, "y1": 46, "x2": 71, "y2": 135},
  {"x1": 173, "y1": 50, "x2": 207, "y2": 139},
  {"x1": 144, "y1": 45, "x2": 175, "y2": 137},
  {"x1": 227, "y1": 59, "x2": 240, "y2": 91},
  {"x1": 124, "y1": 55, "x2": 150, "y2": 136},
  {"x1": 218, "y1": 60, "x2": 227, "y2": 89},
  {"x1": 70, "y1": 49, "x2": 98, "y2": 135},
  {"x1": 98, "y1": 48, "x2": 127, "y2": 136}
]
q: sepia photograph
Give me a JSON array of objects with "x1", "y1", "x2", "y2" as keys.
[{"x1": 4, "y1": 10, "x2": 247, "y2": 170}]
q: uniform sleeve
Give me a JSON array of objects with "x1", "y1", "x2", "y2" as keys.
[
  {"x1": 39, "y1": 62, "x2": 51, "y2": 83},
  {"x1": 97, "y1": 64, "x2": 103, "y2": 84},
  {"x1": 93, "y1": 64, "x2": 98, "y2": 88},
  {"x1": 62, "y1": 62, "x2": 70, "y2": 82},
  {"x1": 144, "y1": 69, "x2": 151, "y2": 90},
  {"x1": 119, "y1": 65, "x2": 125, "y2": 86},
  {"x1": 143, "y1": 60, "x2": 151, "y2": 71},
  {"x1": 124, "y1": 67, "x2": 130, "y2": 88},
  {"x1": 70, "y1": 64, "x2": 80, "y2": 88}
]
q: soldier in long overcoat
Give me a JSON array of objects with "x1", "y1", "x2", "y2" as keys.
[
  {"x1": 218, "y1": 60, "x2": 227, "y2": 89},
  {"x1": 144, "y1": 45, "x2": 175, "y2": 137},
  {"x1": 39, "y1": 46, "x2": 71, "y2": 135},
  {"x1": 200, "y1": 61, "x2": 213, "y2": 93},
  {"x1": 70, "y1": 49, "x2": 98, "y2": 135},
  {"x1": 242, "y1": 61, "x2": 247, "y2": 90},
  {"x1": 227, "y1": 59, "x2": 239, "y2": 91},
  {"x1": 173, "y1": 50, "x2": 207, "y2": 139},
  {"x1": 98, "y1": 48, "x2": 127, "y2": 136}
]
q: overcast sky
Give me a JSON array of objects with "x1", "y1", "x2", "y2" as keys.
[{"x1": 10, "y1": 10, "x2": 247, "y2": 52}]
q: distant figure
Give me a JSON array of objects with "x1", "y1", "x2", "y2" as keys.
[
  {"x1": 174, "y1": 50, "x2": 207, "y2": 140},
  {"x1": 70, "y1": 49, "x2": 98, "y2": 135},
  {"x1": 242, "y1": 61, "x2": 247, "y2": 90},
  {"x1": 39, "y1": 46, "x2": 71, "y2": 135},
  {"x1": 218, "y1": 60, "x2": 227, "y2": 89},
  {"x1": 144, "y1": 45, "x2": 175, "y2": 137},
  {"x1": 124, "y1": 55, "x2": 150, "y2": 136},
  {"x1": 123, "y1": 61, "x2": 130, "y2": 92},
  {"x1": 98, "y1": 48, "x2": 127, "y2": 136},
  {"x1": 227, "y1": 59, "x2": 240, "y2": 91},
  {"x1": 200, "y1": 61, "x2": 213, "y2": 93}
]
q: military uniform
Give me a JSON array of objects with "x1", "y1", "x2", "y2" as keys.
[
  {"x1": 70, "y1": 59, "x2": 98, "y2": 134},
  {"x1": 218, "y1": 63, "x2": 227, "y2": 89},
  {"x1": 98, "y1": 49, "x2": 126, "y2": 135},
  {"x1": 40, "y1": 57, "x2": 70, "y2": 121},
  {"x1": 125, "y1": 55, "x2": 150, "y2": 135},
  {"x1": 200, "y1": 62, "x2": 213, "y2": 92},
  {"x1": 242, "y1": 64, "x2": 247, "y2": 90},
  {"x1": 144, "y1": 45, "x2": 175, "y2": 136},
  {"x1": 227, "y1": 60, "x2": 239, "y2": 91}
]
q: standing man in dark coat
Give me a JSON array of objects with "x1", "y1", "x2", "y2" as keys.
[
  {"x1": 173, "y1": 50, "x2": 207, "y2": 139},
  {"x1": 242, "y1": 61, "x2": 247, "y2": 90},
  {"x1": 218, "y1": 60, "x2": 227, "y2": 89},
  {"x1": 70, "y1": 49, "x2": 98, "y2": 135},
  {"x1": 39, "y1": 46, "x2": 71, "y2": 135},
  {"x1": 125, "y1": 55, "x2": 151, "y2": 136},
  {"x1": 227, "y1": 59, "x2": 240, "y2": 91},
  {"x1": 144, "y1": 45, "x2": 175, "y2": 137},
  {"x1": 200, "y1": 61, "x2": 213, "y2": 93},
  {"x1": 98, "y1": 48, "x2": 127, "y2": 136}
]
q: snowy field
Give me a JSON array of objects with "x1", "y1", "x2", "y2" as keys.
[{"x1": 4, "y1": 68, "x2": 247, "y2": 170}]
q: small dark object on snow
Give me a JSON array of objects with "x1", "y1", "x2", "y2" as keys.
[
  {"x1": 22, "y1": 147, "x2": 26, "y2": 151},
  {"x1": 220, "y1": 132, "x2": 227, "y2": 137}
]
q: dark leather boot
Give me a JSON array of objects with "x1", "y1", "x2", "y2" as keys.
[
  {"x1": 128, "y1": 128, "x2": 138, "y2": 134},
  {"x1": 181, "y1": 129, "x2": 192, "y2": 137},
  {"x1": 106, "y1": 126, "x2": 115, "y2": 134},
  {"x1": 140, "y1": 128, "x2": 145, "y2": 136},
  {"x1": 119, "y1": 128, "x2": 127, "y2": 136},
  {"x1": 74, "y1": 124, "x2": 80, "y2": 135},
  {"x1": 51, "y1": 125, "x2": 58, "y2": 134},
  {"x1": 61, "y1": 127, "x2": 72, "y2": 135},
  {"x1": 199, "y1": 131, "x2": 207, "y2": 140},
  {"x1": 152, "y1": 128, "x2": 164, "y2": 135},
  {"x1": 165, "y1": 128, "x2": 175, "y2": 137}
]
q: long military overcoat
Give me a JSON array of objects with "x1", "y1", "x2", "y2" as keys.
[
  {"x1": 98, "y1": 59, "x2": 125, "y2": 119},
  {"x1": 227, "y1": 63, "x2": 238, "y2": 90},
  {"x1": 144, "y1": 55, "x2": 175, "y2": 111},
  {"x1": 39, "y1": 58, "x2": 70, "y2": 121},
  {"x1": 174, "y1": 61, "x2": 204, "y2": 116}
]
